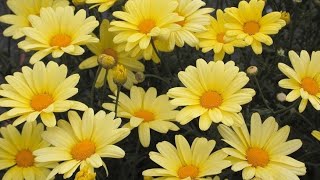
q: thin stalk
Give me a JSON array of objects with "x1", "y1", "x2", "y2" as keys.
[
  {"x1": 144, "y1": 74, "x2": 170, "y2": 86},
  {"x1": 253, "y1": 76, "x2": 274, "y2": 112},
  {"x1": 150, "y1": 38, "x2": 172, "y2": 76},
  {"x1": 114, "y1": 84, "x2": 121, "y2": 118},
  {"x1": 90, "y1": 66, "x2": 102, "y2": 107}
]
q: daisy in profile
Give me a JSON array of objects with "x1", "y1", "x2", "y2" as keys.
[
  {"x1": 157, "y1": 0, "x2": 213, "y2": 51},
  {"x1": 102, "y1": 86, "x2": 179, "y2": 147},
  {"x1": 0, "y1": 0, "x2": 69, "y2": 39},
  {"x1": 167, "y1": 59, "x2": 255, "y2": 130},
  {"x1": 278, "y1": 50, "x2": 320, "y2": 112},
  {"x1": 312, "y1": 130, "x2": 320, "y2": 141},
  {"x1": 86, "y1": 0, "x2": 117, "y2": 12},
  {"x1": 109, "y1": 0, "x2": 184, "y2": 62},
  {"x1": 197, "y1": 10, "x2": 246, "y2": 61},
  {"x1": 0, "y1": 122, "x2": 56, "y2": 179},
  {"x1": 34, "y1": 108, "x2": 130, "y2": 179},
  {"x1": 224, "y1": 0, "x2": 285, "y2": 54},
  {"x1": 0, "y1": 61, "x2": 87, "y2": 127},
  {"x1": 218, "y1": 113, "x2": 306, "y2": 180},
  {"x1": 18, "y1": 6, "x2": 99, "y2": 64},
  {"x1": 79, "y1": 19, "x2": 144, "y2": 91},
  {"x1": 142, "y1": 135, "x2": 231, "y2": 179}
]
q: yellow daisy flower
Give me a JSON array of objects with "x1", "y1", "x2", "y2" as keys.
[
  {"x1": 0, "y1": 61, "x2": 87, "y2": 127},
  {"x1": 0, "y1": 122, "x2": 56, "y2": 179},
  {"x1": 109, "y1": 0, "x2": 184, "y2": 62},
  {"x1": 86, "y1": 0, "x2": 117, "y2": 12},
  {"x1": 197, "y1": 10, "x2": 246, "y2": 61},
  {"x1": 224, "y1": 0, "x2": 285, "y2": 54},
  {"x1": 34, "y1": 108, "x2": 130, "y2": 179},
  {"x1": 142, "y1": 135, "x2": 231, "y2": 179},
  {"x1": 158, "y1": 0, "x2": 214, "y2": 51},
  {"x1": 312, "y1": 130, "x2": 320, "y2": 141},
  {"x1": 167, "y1": 59, "x2": 255, "y2": 130},
  {"x1": 278, "y1": 50, "x2": 320, "y2": 112},
  {"x1": 0, "y1": 0, "x2": 69, "y2": 39},
  {"x1": 79, "y1": 19, "x2": 144, "y2": 92},
  {"x1": 102, "y1": 86, "x2": 179, "y2": 147},
  {"x1": 17, "y1": 6, "x2": 99, "y2": 64},
  {"x1": 218, "y1": 113, "x2": 306, "y2": 180}
]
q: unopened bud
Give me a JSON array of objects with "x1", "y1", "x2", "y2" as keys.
[
  {"x1": 75, "y1": 165, "x2": 96, "y2": 180},
  {"x1": 276, "y1": 92, "x2": 287, "y2": 102},
  {"x1": 277, "y1": 48, "x2": 285, "y2": 57},
  {"x1": 280, "y1": 11, "x2": 291, "y2": 25},
  {"x1": 98, "y1": 54, "x2": 116, "y2": 70},
  {"x1": 112, "y1": 64, "x2": 128, "y2": 85},
  {"x1": 246, "y1": 66, "x2": 258, "y2": 76},
  {"x1": 135, "y1": 72, "x2": 145, "y2": 83}
]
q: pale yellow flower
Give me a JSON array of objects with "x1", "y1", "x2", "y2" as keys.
[
  {"x1": 278, "y1": 50, "x2": 320, "y2": 112},
  {"x1": 18, "y1": 6, "x2": 99, "y2": 64},
  {"x1": 0, "y1": 0, "x2": 69, "y2": 39},
  {"x1": 312, "y1": 130, "x2": 320, "y2": 141},
  {"x1": 218, "y1": 113, "x2": 306, "y2": 180},
  {"x1": 142, "y1": 135, "x2": 231, "y2": 179},
  {"x1": 0, "y1": 61, "x2": 87, "y2": 127},
  {"x1": 103, "y1": 86, "x2": 179, "y2": 147},
  {"x1": 86, "y1": 0, "x2": 117, "y2": 12}
]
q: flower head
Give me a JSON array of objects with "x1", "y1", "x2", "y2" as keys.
[
  {"x1": 103, "y1": 86, "x2": 179, "y2": 147},
  {"x1": 167, "y1": 59, "x2": 255, "y2": 130},
  {"x1": 79, "y1": 19, "x2": 144, "y2": 91},
  {"x1": 142, "y1": 135, "x2": 231, "y2": 179},
  {"x1": 0, "y1": 122, "x2": 56, "y2": 179},
  {"x1": 0, "y1": 0, "x2": 69, "y2": 39},
  {"x1": 109, "y1": 0, "x2": 184, "y2": 62},
  {"x1": 197, "y1": 10, "x2": 246, "y2": 61},
  {"x1": 218, "y1": 113, "x2": 306, "y2": 179},
  {"x1": 18, "y1": 6, "x2": 99, "y2": 64},
  {"x1": 0, "y1": 61, "x2": 87, "y2": 127},
  {"x1": 86, "y1": 0, "x2": 117, "y2": 12},
  {"x1": 34, "y1": 108, "x2": 130, "y2": 179},
  {"x1": 278, "y1": 50, "x2": 320, "y2": 112},
  {"x1": 224, "y1": 0, "x2": 285, "y2": 54}
]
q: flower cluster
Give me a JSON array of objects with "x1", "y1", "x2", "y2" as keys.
[{"x1": 0, "y1": 0, "x2": 316, "y2": 179}]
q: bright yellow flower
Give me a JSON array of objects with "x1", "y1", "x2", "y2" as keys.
[
  {"x1": 0, "y1": 61, "x2": 87, "y2": 127},
  {"x1": 18, "y1": 6, "x2": 99, "y2": 64},
  {"x1": 34, "y1": 108, "x2": 130, "y2": 179},
  {"x1": 278, "y1": 50, "x2": 320, "y2": 112},
  {"x1": 197, "y1": 10, "x2": 246, "y2": 61},
  {"x1": 79, "y1": 19, "x2": 144, "y2": 91},
  {"x1": 0, "y1": 122, "x2": 56, "y2": 179},
  {"x1": 167, "y1": 59, "x2": 255, "y2": 130},
  {"x1": 103, "y1": 86, "x2": 179, "y2": 147},
  {"x1": 109, "y1": 0, "x2": 184, "y2": 63},
  {"x1": 142, "y1": 135, "x2": 231, "y2": 179},
  {"x1": 312, "y1": 130, "x2": 320, "y2": 141},
  {"x1": 0, "y1": 0, "x2": 69, "y2": 39},
  {"x1": 218, "y1": 113, "x2": 306, "y2": 180},
  {"x1": 86, "y1": 0, "x2": 117, "y2": 12},
  {"x1": 157, "y1": 0, "x2": 214, "y2": 51},
  {"x1": 75, "y1": 164, "x2": 96, "y2": 180},
  {"x1": 224, "y1": 0, "x2": 285, "y2": 54}
]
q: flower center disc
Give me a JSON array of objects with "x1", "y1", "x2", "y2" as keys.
[
  {"x1": 50, "y1": 34, "x2": 72, "y2": 47},
  {"x1": 217, "y1": 33, "x2": 225, "y2": 43},
  {"x1": 103, "y1": 48, "x2": 118, "y2": 61},
  {"x1": 134, "y1": 110, "x2": 155, "y2": 122},
  {"x1": 178, "y1": 165, "x2": 199, "y2": 179},
  {"x1": 31, "y1": 94, "x2": 54, "y2": 111},
  {"x1": 200, "y1": 91, "x2": 223, "y2": 109},
  {"x1": 301, "y1": 77, "x2": 319, "y2": 95},
  {"x1": 243, "y1": 21, "x2": 260, "y2": 35},
  {"x1": 138, "y1": 19, "x2": 156, "y2": 34},
  {"x1": 71, "y1": 140, "x2": 96, "y2": 161},
  {"x1": 246, "y1": 147, "x2": 269, "y2": 167},
  {"x1": 16, "y1": 149, "x2": 34, "y2": 167}
]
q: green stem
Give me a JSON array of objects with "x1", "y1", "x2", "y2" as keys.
[
  {"x1": 150, "y1": 38, "x2": 172, "y2": 76},
  {"x1": 273, "y1": 101, "x2": 299, "y2": 115},
  {"x1": 90, "y1": 66, "x2": 102, "y2": 107},
  {"x1": 114, "y1": 85, "x2": 121, "y2": 118},
  {"x1": 144, "y1": 74, "x2": 170, "y2": 86},
  {"x1": 253, "y1": 76, "x2": 274, "y2": 113}
]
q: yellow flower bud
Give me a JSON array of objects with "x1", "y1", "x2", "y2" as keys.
[
  {"x1": 135, "y1": 72, "x2": 145, "y2": 83},
  {"x1": 246, "y1": 66, "x2": 258, "y2": 76},
  {"x1": 280, "y1": 11, "x2": 290, "y2": 25},
  {"x1": 98, "y1": 54, "x2": 116, "y2": 70},
  {"x1": 112, "y1": 64, "x2": 128, "y2": 85},
  {"x1": 75, "y1": 165, "x2": 96, "y2": 180},
  {"x1": 72, "y1": 0, "x2": 86, "y2": 6}
]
